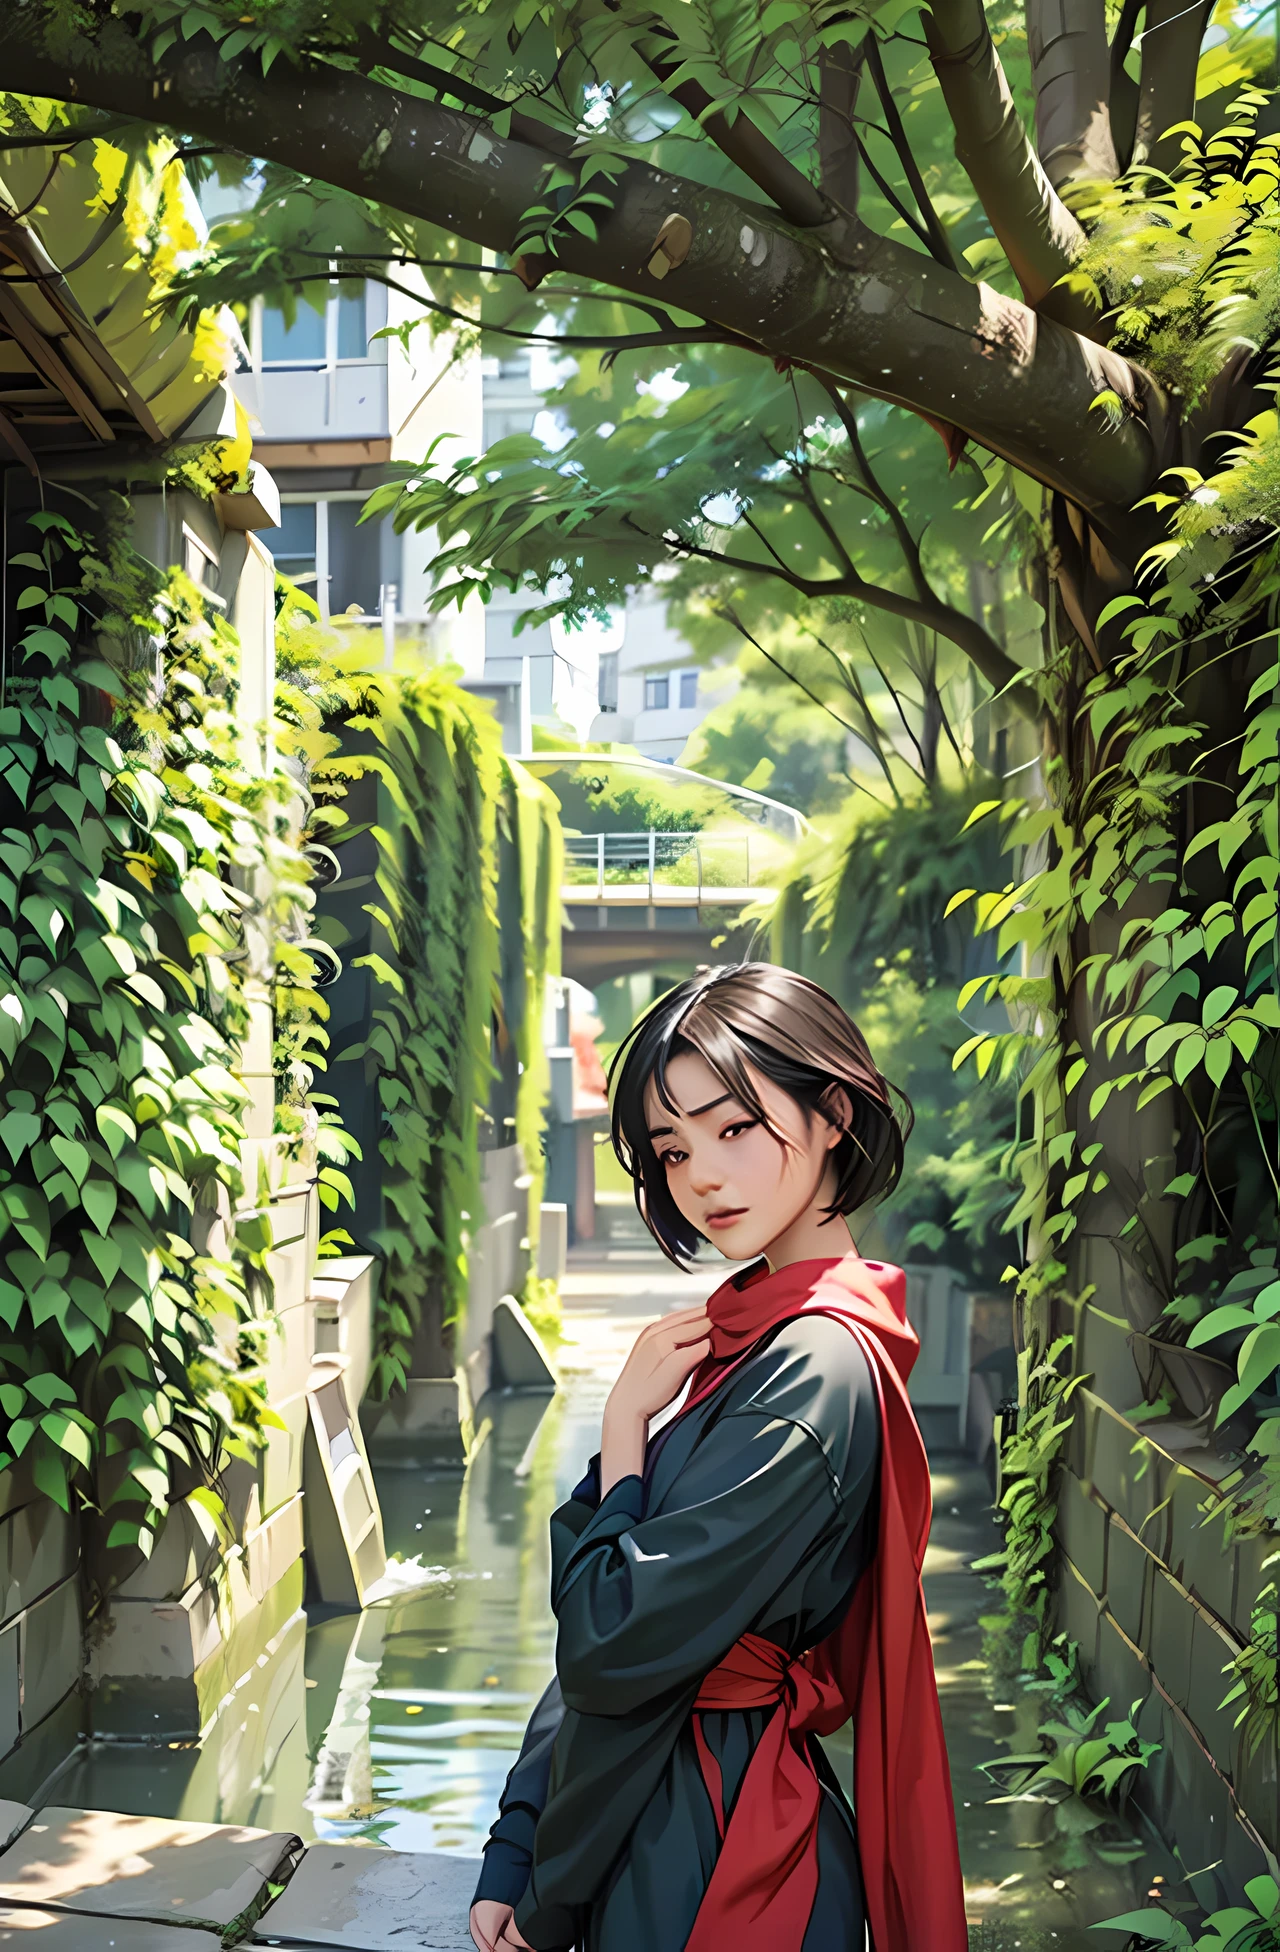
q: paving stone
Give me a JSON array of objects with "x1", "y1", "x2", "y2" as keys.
[
  {"x1": 0, "y1": 1807, "x2": 299, "y2": 1932},
  {"x1": 252, "y1": 1844, "x2": 477, "y2": 1950},
  {"x1": 0, "y1": 1810, "x2": 29, "y2": 1853},
  {"x1": 0, "y1": 1906, "x2": 218, "y2": 1946}
]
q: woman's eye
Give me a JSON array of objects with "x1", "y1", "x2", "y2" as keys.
[
  {"x1": 660, "y1": 1149, "x2": 687, "y2": 1169},
  {"x1": 721, "y1": 1120, "x2": 757, "y2": 1141}
]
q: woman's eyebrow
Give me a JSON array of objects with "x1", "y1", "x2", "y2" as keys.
[{"x1": 647, "y1": 1092, "x2": 735, "y2": 1139}]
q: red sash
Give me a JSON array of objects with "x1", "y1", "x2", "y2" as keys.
[{"x1": 675, "y1": 1253, "x2": 968, "y2": 1952}]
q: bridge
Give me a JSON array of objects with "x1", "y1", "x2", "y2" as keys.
[
  {"x1": 517, "y1": 752, "x2": 804, "y2": 987},
  {"x1": 559, "y1": 831, "x2": 775, "y2": 983}
]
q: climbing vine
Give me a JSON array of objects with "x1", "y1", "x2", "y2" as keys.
[
  {"x1": 957, "y1": 90, "x2": 1280, "y2": 1780},
  {"x1": 269, "y1": 619, "x2": 562, "y2": 1400},
  {"x1": 0, "y1": 504, "x2": 300, "y2": 1583}
]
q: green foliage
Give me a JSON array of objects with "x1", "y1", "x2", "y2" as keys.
[
  {"x1": 980, "y1": 1675, "x2": 1158, "y2": 1861},
  {"x1": 0, "y1": 506, "x2": 295, "y2": 1570},
  {"x1": 509, "y1": 763, "x2": 563, "y2": 1236},
  {"x1": 769, "y1": 772, "x2": 1017, "y2": 1278},
  {"x1": 953, "y1": 101, "x2": 1280, "y2": 1770},
  {"x1": 533, "y1": 759, "x2": 718, "y2": 836},
  {"x1": 1095, "y1": 1873, "x2": 1280, "y2": 1948},
  {"x1": 312, "y1": 664, "x2": 558, "y2": 1395},
  {"x1": 1220, "y1": 1556, "x2": 1280, "y2": 1762},
  {"x1": 681, "y1": 684, "x2": 850, "y2": 816},
  {"x1": 974, "y1": 1328, "x2": 1091, "y2": 1668},
  {"x1": 1081, "y1": 93, "x2": 1280, "y2": 411},
  {"x1": 519, "y1": 1271, "x2": 563, "y2": 1349}
]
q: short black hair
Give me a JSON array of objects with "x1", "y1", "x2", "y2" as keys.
[{"x1": 608, "y1": 963, "x2": 912, "y2": 1266}]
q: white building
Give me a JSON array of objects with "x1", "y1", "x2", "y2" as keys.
[
  {"x1": 480, "y1": 351, "x2": 730, "y2": 759},
  {"x1": 206, "y1": 221, "x2": 727, "y2": 756}
]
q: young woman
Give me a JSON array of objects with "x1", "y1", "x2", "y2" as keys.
[{"x1": 470, "y1": 963, "x2": 967, "y2": 1952}]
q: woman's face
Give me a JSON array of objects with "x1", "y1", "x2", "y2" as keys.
[{"x1": 643, "y1": 1049, "x2": 843, "y2": 1264}]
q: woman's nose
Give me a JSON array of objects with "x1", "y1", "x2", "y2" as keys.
[{"x1": 687, "y1": 1151, "x2": 723, "y2": 1196}]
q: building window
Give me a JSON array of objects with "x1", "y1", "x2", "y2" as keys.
[
  {"x1": 261, "y1": 300, "x2": 326, "y2": 367},
  {"x1": 259, "y1": 283, "x2": 369, "y2": 368},
  {"x1": 260, "y1": 498, "x2": 389, "y2": 620},
  {"x1": 598, "y1": 653, "x2": 619, "y2": 713},
  {"x1": 645, "y1": 674, "x2": 669, "y2": 711},
  {"x1": 679, "y1": 670, "x2": 698, "y2": 709},
  {"x1": 337, "y1": 286, "x2": 368, "y2": 359},
  {"x1": 263, "y1": 501, "x2": 318, "y2": 589}
]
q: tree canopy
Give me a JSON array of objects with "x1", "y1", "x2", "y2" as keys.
[{"x1": 6, "y1": 0, "x2": 1269, "y2": 670}]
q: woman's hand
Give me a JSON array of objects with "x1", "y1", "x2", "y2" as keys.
[
  {"x1": 600, "y1": 1305, "x2": 711, "y2": 1495},
  {"x1": 471, "y1": 1901, "x2": 517, "y2": 1951}
]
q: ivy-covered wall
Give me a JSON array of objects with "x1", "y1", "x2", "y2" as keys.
[
  {"x1": 967, "y1": 103, "x2": 1280, "y2": 1919},
  {"x1": 0, "y1": 486, "x2": 562, "y2": 1791},
  {"x1": 286, "y1": 620, "x2": 562, "y2": 1401}
]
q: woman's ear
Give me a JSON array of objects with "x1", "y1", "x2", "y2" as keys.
[{"x1": 818, "y1": 1084, "x2": 854, "y2": 1148}]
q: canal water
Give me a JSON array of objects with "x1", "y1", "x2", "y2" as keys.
[{"x1": 58, "y1": 1241, "x2": 1175, "y2": 1947}]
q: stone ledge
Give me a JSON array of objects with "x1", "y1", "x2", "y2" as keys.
[{"x1": 252, "y1": 1841, "x2": 476, "y2": 1949}]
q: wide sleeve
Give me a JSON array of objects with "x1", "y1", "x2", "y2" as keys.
[
  {"x1": 472, "y1": 1676, "x2": 566, "y2": 1909},
  {"x1": 549, "y1": 1412, "x2": 842, "y2": 1715},
  {"x1": 513, "y1": 1364, "x2": 876, "y2": 1949}
]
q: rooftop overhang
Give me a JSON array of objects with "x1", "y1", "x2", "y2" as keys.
[{"x1": 0, "y1": 136, "x2": 227, "y2": 473}]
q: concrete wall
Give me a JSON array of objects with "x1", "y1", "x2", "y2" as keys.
[
  {"x1": 363, "y1": 1141, "x2": 539, "y2": 1466},
  {"x1": 1050, "y1": 1291, "x2": 1279, "y2": 1904},
  {"x1": 0, "y1": 1463, "x2": 82, "y2": 1801}
]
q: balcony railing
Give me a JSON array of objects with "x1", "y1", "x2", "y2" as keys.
[{"x1": 563, "y1": 831, "x2": 762, "y2": 901}]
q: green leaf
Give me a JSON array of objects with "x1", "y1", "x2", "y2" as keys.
[
  {"x1": 30, "y1": 1448, "x2": 70, "y2": 1511},
  {"x1": 50, "y1": 1136, "x2": 90, "y2": 1186},
  {"x1": 1087, "y1": 1908, "x2": 1191, "y2": 1942},
  {"x1": 2, "y1": 1184, "x2": 50, "y2": 1259},
  {"x1": 82, "y1": 1231, "x2": 123, "y2": 1285},
  {"x1": 1244, "y1": 1874, "x2": 1280, "y2": 1919},
  {"x1": 1188, "y1": 1305, "x2": 1261, "y2": 1348},
  {"x1": 1204, "y1": 1036, "x2": 1234, "y2": 1088},
  {"x1": 40, "y1": 1410, "x2": 92, "y2": 1470},
  {"x1": 1234, "y1": 1322, "x2": 1280, "y2": 1401},
  {"x1": 1202, "y1": 983, "x2": 1238, "y2": 1027},
  {"x1": 0, "y1": 1110, "x2": 41, "y2": 1162},
  {"x1": 95, "y1": 1104, "x2": 137, "y2": 1156},
  {"x1": 82, "y1": 1179, "x2": 118, "y2": 1236}
]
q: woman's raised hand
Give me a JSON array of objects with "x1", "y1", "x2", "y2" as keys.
[{"x1": 600, "y1": 1305, "x2": 712, "y2": 1494}]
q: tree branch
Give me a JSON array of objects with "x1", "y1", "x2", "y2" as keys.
[
  {"x1": 717, "y1": 604, "x2": 905, "y2": 799},
  {"x1": 813, "y1": 375, "x2": 934, "y2": 603},
  {"x1": 352, "y1": 28, "x2": 582, "y2": 158},
  {"x1": 625, "y1": 512, "x2": 1036, "y2": 709},
  {"x1": 1027, "y1": 0, "x2": 1119, "y2": 187},
  {"x1": 864, "y1": 36, "x2": 960, "y2": 273},
  {"x1": 818, "y1": 39, "x2": 864, "y2": 213},
  {"x1": 923, "y1": 0, "x2": 1098, "y2": 332},
  {"x1": 640, "y1": 36, "x2": 831, "y2": 227},
  {"x1": 853, "y1": 130, "x2": 940, "y2": 255},
  {"x1": 0, "y1": 13, "x2": 1172, "y2": 545},
  {"x1": 805, "y1": 626, "x2": 910, "y2": 793},
  {"x1": 1133, "y1": 0, "x2": 1214, "y2": 173},
  {"x1": 1108, "y1": 0, "x2": 1144, "y2": 171}
]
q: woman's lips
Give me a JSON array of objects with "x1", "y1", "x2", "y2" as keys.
[{"x1": 704, "y1": 1208, "x2": 747, "y2": 1231}]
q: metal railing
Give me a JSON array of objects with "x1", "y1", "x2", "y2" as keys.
[{"x1": 563, "y1": 831, "x2": 757, "y2": 899}]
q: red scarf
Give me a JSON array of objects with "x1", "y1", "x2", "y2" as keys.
[{"x1": 673, "y1": 1253, "x2": 968, "y2": 1952}]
